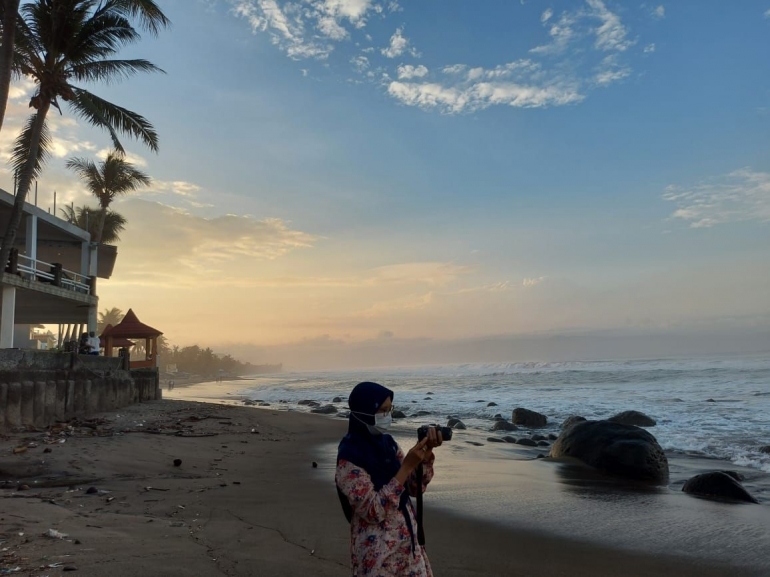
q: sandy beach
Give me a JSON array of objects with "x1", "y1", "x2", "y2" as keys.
[{"x1": 1, "y1": 385, "x2": 767, "y2": 576}]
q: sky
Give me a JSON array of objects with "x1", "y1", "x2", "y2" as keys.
[{"x1": 2, "y1": 0, "x2": 770, "y2": 368}]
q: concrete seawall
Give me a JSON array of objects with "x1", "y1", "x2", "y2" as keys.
[{"x1": 0, "y1": 350, "x2": 160, "y2": 431}]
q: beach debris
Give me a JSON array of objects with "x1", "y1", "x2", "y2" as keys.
[
  {"x1": 608, "y1": 410, "x2": 657, "y2": 427},
  {"x1": 43, "y1": 447, "x2": 52, "y2": 453},
  {"x1": 169, "y1": 521, "x2": 186, "y2": 527},
  {"x1": 17, "y1": 484, "x2": 30, "y2": 491},
  {"x1": 47, "y1": 563, "x2": 64, "y2": 568},
  {"x1": 312, "y1": 461, "x2": 318, "y2": 468},
  {"x1": 465, "y1": 441, "x2": 484, "y2": 446},
  {"x1": 85, "y1": 487, "x2": 98, "y2": 495},
  {"x1": 0, "y1": 567, "x2": 21, "y2": 574},
  {"x1": 12, "y1": 446, "x2": 27, "y2": 455},
  {"x1": 144, "y1": 486, "x2": 169, "y2": 492},
  {"x1": 173, "y1": 459, "x2": 182, "y2": 467},
  {"x1": 44, "y1": 529, "x2": 68, "y2": 539},
  {"x1": 250, "y1": 428, "x2": 260, "y2": 434},
  {"x1": 512, "y1": 408, "x2": 548, "y2": 428},
  {"x1": 682, "y1": 472, "x2": 759, "y2": 504},
  {"x1": 63, "y1": 565, "x2": 78, "y2": 571}
]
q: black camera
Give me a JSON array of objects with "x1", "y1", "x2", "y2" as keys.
[{"x1": 417, "y1": 424, "x2": 453, "y2": 442}]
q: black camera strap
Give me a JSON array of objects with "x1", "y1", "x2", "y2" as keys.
[{"x1": 416, "y1": 465, "x2": 425, "y2": 546}]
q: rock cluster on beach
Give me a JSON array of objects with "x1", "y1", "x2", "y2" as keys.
[{"x1": 682, "y1": 471, "x2": 759, "y2": 504}]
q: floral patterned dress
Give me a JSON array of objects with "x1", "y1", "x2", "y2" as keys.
[{"x1": 336, "y1": 448, "x2": 435, "y2": 577}]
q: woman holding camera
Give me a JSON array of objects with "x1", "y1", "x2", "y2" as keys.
[{"x1": 336, "y1": 381, "x2": 442, "y2": 577}]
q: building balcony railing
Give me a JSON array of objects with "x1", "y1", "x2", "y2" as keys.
[{"x1": 5, "y1": 248, "x2": 92, "y2": 295}]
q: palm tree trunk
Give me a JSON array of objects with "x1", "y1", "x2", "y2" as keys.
[
  {"x1": 94, "y1": 206, "x2": 108, "y2": 244},
  {"x1": 0, "y1": 100, "x2": 52, "y2": 271},
  {"x1": 0, "y1": 0, "x2": 21, "y2": 133}
]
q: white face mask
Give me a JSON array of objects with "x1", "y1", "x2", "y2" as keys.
[
  {"x1": 352, "y1": 411, "x2": 392, "y2": 435},
  {"x1": 374, "y1": 412, "x2": 392, "y2": 432}
]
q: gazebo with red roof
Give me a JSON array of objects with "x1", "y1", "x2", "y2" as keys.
[
  {"x1": 102, "y1": 309, "x2": 162, "y2": 368},
  {"x1": 99, "y1": 323, "x2": 135, "y2": 351}
]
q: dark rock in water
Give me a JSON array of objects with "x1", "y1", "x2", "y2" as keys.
[
  {"x1": 86, "y1": 486, "x2": 98, "y2": 495},
  {"x1": 759, "y1": 445, "x2": 770, "y2": 454},
  {"x1": 516, "y1": 438, "x2": 538, "y2": 447},
  {"x1": 561, "y1": 416, "x2": 586, "y2": 430},
  {"x1": 512, "y1": 408, "x2": 547, "y2": 428},
  {"x1": 258, "y1": 402, "x2": 271, "y2": 407},
  {"x1": 243, "y1": 400, "x2": 256, "y2": 406},
  {"x1": 415, "y1": 410, "x2": 431, "y2": 417},
  {"x1": 392, "y1": 410, "x2": 407, "y2": 419},
  {"x1": 332, "y1": 396, "x2": 344, "y2": 403},
  {"x1": 720, "y1": 470, "x2": 745, "y2": 482},
  {"x1": 682, "y1": 472, "x2": 759, "y2": 504},
  {"x1": 548, "y1": 433, "x2": 558, "y2": 440},
  {"x1": 298, "y1": 399, "x2": 316, "y2": 406},
  {"x1": 311, "y1": 405, "x2": 337, "y2": 414},
  {"x1": 424, "y1": 397, "x2": 432, "y2": 401},
  {"x1": 492, "y1": 420, "x2": 518, "y2": 432},
  {"x1": 487, "y1": 437, "x2": 506, "y2": 443},
  {"x1": 173, "y1": 459, "x2": 182, "y2": 467},
  {"x1": 427, "y1": 392, "x2": 434, "y2": 395},
  {"x1": 706, "y1": 398, "x2": 716, "y2": 403},
  {"x1": 537, "y1": 440, "x2": 550, "y2": 447},
  {"x1": 532, "y1": 434, "x2": 546, "y2": 441},
  {"x1": 535, "y1": 454, "x2": 545, "y2": 459},
  {"x1": 549, "y1": 420, "x2": 669, "y2": 484},
  {"x1": 447, "y1": 417, "x2": 462, "y2": 427},
  {"x1": 411, "y1": 401, "x2": 418, "y2": 404},
  {"x1": 312, "y1": 461, "x2": 318, "y2": 468},
  {"x1": 502, "y1": 436, "x2": 517, "y2": 443},
  {"x1": 447, "y1": 418, "x2": 466, "y2": 430},
  {"x1": 493, "y1": 414, "x2": 504, "y2": 420},
  {"x1": 608, "y1": 410, "x2": 657, "y2": 427},
  {"x1": 487, "y1": 402, "x2": 498, "y2": 407},
  {"x1": 465, "y1": 441, "x2": 484, "y2": 447},
  {"x1": 476, "y1": 400, "x2": 486, "y2": 403}
]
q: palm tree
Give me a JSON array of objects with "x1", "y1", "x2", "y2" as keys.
[
  {"x1": 0, "y1": 0, "x2": 168, "y2": 272},
  {"x1": 60, "y1": 204, "x2": 127, "y2": 244},
  {"x1": 0, "y1": 0, "x2": 22, "y2": 134},
  {"x1": 66, "y1": 152, "x2": 149, "y2": 243},
  {"x1": 97, "y1": 306, "x2": 124, "y2": 335},
  {"x1": 0, "y1": 0, "x2": 168, "y2": 136}
]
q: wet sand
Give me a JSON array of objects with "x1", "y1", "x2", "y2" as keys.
[{"x1": 0, "y1": 391, "x2": 766, "y2": 576}]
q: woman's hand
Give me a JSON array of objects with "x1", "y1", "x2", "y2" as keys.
[
  {"x1": 422, "y1": 426, "x2": 443, "y2": 460},
  {"x1": 395, "y1": 438, "x2": 430, "y2": 485}
]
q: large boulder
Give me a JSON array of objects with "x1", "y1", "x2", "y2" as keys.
[
  {"x1": 608, "y1": 410, "x2": 657, "y2": 427},
  {"x1": 392, "y1": 410, "x2": 407, "y2": 419},
  {"x1": 492, "y1": 420, "x2": 518, "y2": 432},
  {"x1": 759, "y1": 446, "x2": 770, "y2": 454},
  {"x1": 512, "y1": 408, "x2": 547, "y2": 428},
  {"x1": 682, "y1": 472, "x2": 759, "y2": 504},
  {"x1": 447, "y1": 418, "x2": 466, "y2": 429},
  {"x1": 549, "y1": 420, "x2": 669, "y2": 484},
  {"x1": 516, "y1": 438, "x2": 538, "y2": 447},
  {"x1": 561, "y1": 415, "x2": 586, "y2": 430}
]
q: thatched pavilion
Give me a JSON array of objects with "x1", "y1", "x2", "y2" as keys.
[{"x1": 101, "y1": 309, "x2": 162, "y2": 368}]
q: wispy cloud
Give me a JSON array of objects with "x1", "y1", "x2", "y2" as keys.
[
  {"x1": 765, "y1": 8, "x2": 770, "y2": 18},
  {"x1": 652, "y1": 5, "x2": 665, "y2": 19},
  {"x1": 227, "y1": 0, "x2": 651, "y2": 114},
  {"x1": 396, "y1": 64, "x2": 428, "y2": 79},
  {"x1": 388, "y1": 60, "x2": 583, "y2": 113},
  {"x1": 523, "y1": 277, "x2": 546, "y2": 287},
  {"x1": 381, "y1": 26, "x2": 417, "y2": 58},
  {"x1": 663, "y1": 168, "x2": 770, "y2": 228},
  {"x1": 644, "y1": 43, "x2": 656, "y2": 53}
]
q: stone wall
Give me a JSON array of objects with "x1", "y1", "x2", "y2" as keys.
[{"x1": 0, "y1": 350, "x2": 160, "y2": 431}]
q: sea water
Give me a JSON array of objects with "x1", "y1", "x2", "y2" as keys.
[{"x1": 239, "y1": 355, "x2": 770, "y2": 473}]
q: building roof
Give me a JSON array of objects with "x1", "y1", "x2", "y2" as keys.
[
  {"x1": 102, "y1": 309, "x2": 163, "y2": 339},
  {"x1": 99, "y1": 324, "x2": 134, "y2": 348}
]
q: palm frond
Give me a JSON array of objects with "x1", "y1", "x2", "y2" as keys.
[
  {"x1": 69, "y1": 58, "x2": 163, "y2": 84},
  {"x1": 113, "y1": 0, "x2": 170, "y2": 35},
  {"x1": 69, "y1": 87, "x2": 159, "y2": 152},
  {"x1": 66, "y1": 156, "x2": 104, "y2": 198},
  {"x1": 11, "y1": 112, "x2": 51, "y2": 180}
]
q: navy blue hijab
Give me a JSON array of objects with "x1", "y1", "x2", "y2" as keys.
[{"x1": 336, "y1": 382, "x2": 416, "y2": 553}]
